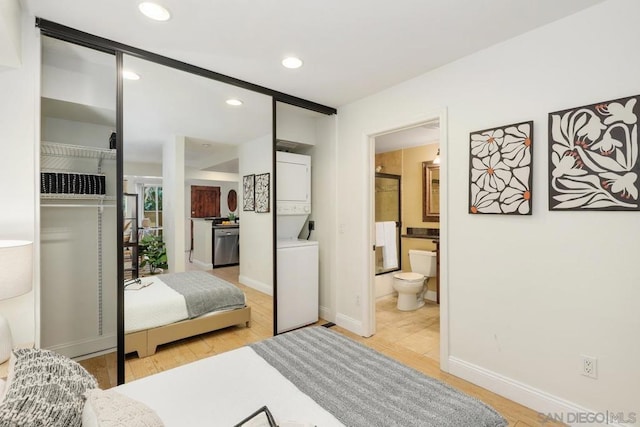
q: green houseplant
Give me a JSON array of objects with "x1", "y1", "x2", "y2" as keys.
[{"x1": 139, "y1": 234, "x2": 168, "y2": 274}]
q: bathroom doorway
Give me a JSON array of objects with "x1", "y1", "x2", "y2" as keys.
[{"x1": 370, "y1": 119, "x2": 442, "y2": 364}]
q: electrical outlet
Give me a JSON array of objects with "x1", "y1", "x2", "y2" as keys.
[
  {"x1": 581, "y1": 355, "x2": 597, "y2": 379},
  {"x1": 355, "y1": 295, "x2": 360, "y2": 306}
]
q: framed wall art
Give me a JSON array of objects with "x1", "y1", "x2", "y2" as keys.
[
  {"x1": 469, "y1": 120, "x2": 533, "y2": 215},
  {"x1": 243, "y1": 174, "x2": 255, "y2": 211},
  {"x1": 548, "y1": 94, "x2": 639, "y2": 210},
  {"x1": 255, "y1": 172, "x2": 270, "y2": 213}
]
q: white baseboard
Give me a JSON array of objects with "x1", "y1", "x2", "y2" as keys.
[
  {"x1": 46, "y1": 334, "x2": 116, "y2": 360},
  {"x1": 424, "y1": 290, "x2": 438, "y2": 302},
  {"x1": 448, "y1": 357, "x2": 623, "y2": 427},
  {"x1": 319, "y1": 305, "x2": 334, "y2": 322},
  {"x1": 239, "y1": 275, "x2": 272, "y2": 296},
  {"x1": 191, "y1": 259, "x2": 212, "y2": 270},
  {"x1": 335, "y1": 313, "x2": 364, "y2": 336},
  {"x1": 73, "y1": 347, "x2": 117, "y2": 362}
]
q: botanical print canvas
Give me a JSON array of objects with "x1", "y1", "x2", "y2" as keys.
[
  {"x1": 255, "y1": 173, "x2": 270, "y2": 213},
  {"x1": 243, "y1": 174, "x2": 255, "y2": 211},
  {"x1": 469, "y1": 121, "x2": 533, "y2": 215},
  {"x1": 548, "y1": 95, "x2": 639, "y2": 210}
]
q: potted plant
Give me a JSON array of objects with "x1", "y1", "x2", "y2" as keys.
[{"x1": 139, "y1": 234, "x2": 168, "y2": 274}]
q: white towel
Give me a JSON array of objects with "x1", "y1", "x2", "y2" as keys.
[
  {"x1": 375, "y1": 222, "x2": 385, "y2": 247},
  {"x1": 382, "y1": 221, "x2": 398, "y2": 269}
]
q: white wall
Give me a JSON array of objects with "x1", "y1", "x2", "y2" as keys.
[
  {"x1": 163, "y1": 136, "x2": 185, "y2": 273},
  {"x1": 238, "y1": 134, "x2": 272, "y2": 294},
  {"x1": 297, "y1": 114, "x2": 338, "y2": 322},
  {"x1": 0, "y1": 0, "x2": 21, "y2": 69},
  {"x1": 124, "y1": 162, "x2": 162, "y2": 178},
  {"x1": 238, "y1": 135, "x2": 273, "y2": 295},
  {"x1": 336, "y1": 0, "x2": 639, "y2": 420},
  {"x1": 0, "y1": 12, "x2": 37, "y2": 345},
  {"x1": 41, "y1": 49, "x2": 114, "y2": 112}
]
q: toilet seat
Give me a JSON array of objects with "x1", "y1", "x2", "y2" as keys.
[{"x1": 394, "y1": 272, "x2": 424, "y2": 282}]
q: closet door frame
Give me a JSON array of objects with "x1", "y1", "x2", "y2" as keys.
[{"x1": 36, "y1": 18, "x2": 336, "y2": 385}]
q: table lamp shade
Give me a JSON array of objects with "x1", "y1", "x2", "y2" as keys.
[
  {"x1": 0, "y1": 240, "x2": 32, "y2": 363},
  {"x1": 0, "y1": 240, "x2": 33, "y2": 300}
]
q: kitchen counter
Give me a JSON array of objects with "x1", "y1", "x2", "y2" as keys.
[
  {"x1": 191, "y1": 219, "x2": 240, "y2": 269},
  {"x1": 212, "y1": 223, "x2": 239, "y2": 229}
]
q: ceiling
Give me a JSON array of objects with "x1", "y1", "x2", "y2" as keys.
[
  {"x1": 24, "y1": 0, "x2": 603, "y2": 109},
  {"x1": 375, "y1": 121, "x2": 440, "y2": 154},
  {"x1": 33, "y1": 1, "x2": 604, "y2": 170}
]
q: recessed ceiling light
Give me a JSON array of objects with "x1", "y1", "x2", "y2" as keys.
[
  {"x1": 138, "y1": 2, "x2": 171, "y2": 21},
  {"x1": 226, "y1": 99, "x2": 243, "y2": 106},
  {"x1": 202, "y1": 144, "x2": 211, "y2": 148},
  {"x1": 122, "y1": 70, "x2": 140, "y2": 80},
  {"x1": 282, "y1": 56, "x2": 303, "y2": 69}
]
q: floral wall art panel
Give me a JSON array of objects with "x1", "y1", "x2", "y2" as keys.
[
  {"x1": 548, "y1": 95, "x2": 639, "y2": 211},
  {"x1": 469, "y1": 121, "x2": 533, "y2": 215},
  {"x1": 255, "y1": 172, "x2": 270, "y2": 213},
  {"x1": 243, "y1": 174, "x2": 255, "y2": 212}
]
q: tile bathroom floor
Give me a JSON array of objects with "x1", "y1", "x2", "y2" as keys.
[{"x1": 373, "y1": 295, "x2": 441, "y2": 362}]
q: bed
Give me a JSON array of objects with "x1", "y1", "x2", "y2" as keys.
[
  {"x1": 124, "y1": 271, "x2": 251, "y2": 358},
  {"x1": 0, "y1": 327, "x2": 507, "y2": 427},
  {"x1": 114, "y1": 326, "x2": 507, "y2": 427}
]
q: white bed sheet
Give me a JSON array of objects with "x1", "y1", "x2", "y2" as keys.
[
  {"x1": 125, "y1": 276, "x2": 188, "y2": 333},
  {"x1": 116, "y1": 346, "x2": 343, "y2": 426}
]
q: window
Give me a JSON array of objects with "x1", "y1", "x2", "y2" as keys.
[{"x1": 143, "y1": 185, "x2": 163, "y2": 236}]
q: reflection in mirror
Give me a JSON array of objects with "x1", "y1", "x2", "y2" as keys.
[
  {"x1": 274, "y1": 102, "x2": 336, "y2": 334},
  {"x1": 422, "y1": 161, "x2": 440, "y2": 222},
  {"x1": 374, "y1": 173, "x2": 401, "y2": 275},
  {"x1": 39, "y1": 36, "x2": 118, "y2": 388},
  {"x1": 121, "y1": 54, "x2": 273, "y2": 383}
]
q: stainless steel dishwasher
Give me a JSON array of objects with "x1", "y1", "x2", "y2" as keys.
[{"x1": 213, "y1": 226, "x2": 239, "y2": 267}]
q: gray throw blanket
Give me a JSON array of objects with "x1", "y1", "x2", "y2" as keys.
[
  {"x1": 251, "y1": 327, "x2": 507, "y2": 427},
  {"x1": 159, "y1": 271, "x2": 245, "y2": 318}
]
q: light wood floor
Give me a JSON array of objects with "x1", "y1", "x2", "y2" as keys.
[{"x1": 80, "y1": 266, "x2": 559, "y2": 427}]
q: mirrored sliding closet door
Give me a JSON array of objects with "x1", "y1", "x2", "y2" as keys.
[
  {"x1": 121, "y1": 54, "x2": 273, "y2": 382},
  {"x1": 39, "y1": 36, "x2": 119, "y2": 387}
]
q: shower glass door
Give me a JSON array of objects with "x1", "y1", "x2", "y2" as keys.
[{"x1": 374, "y1": 173, "x2": 401, "y2": 274}]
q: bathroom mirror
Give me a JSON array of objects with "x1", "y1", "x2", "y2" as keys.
[{"x1": 422, "y1": 161, "x2": 440, "y2": 222}]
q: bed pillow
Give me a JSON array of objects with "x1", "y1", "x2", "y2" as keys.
[
  {"x1": 82, "y1": 389, "x2": 164, "y2": 427},
  {"x1": 0, "y1": 348, "x2": 98, "y2": 427}
]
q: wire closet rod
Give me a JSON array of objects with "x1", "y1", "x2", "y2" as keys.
[{"x1": 42, "y1": 204, "x2": 117, "y2": 208}]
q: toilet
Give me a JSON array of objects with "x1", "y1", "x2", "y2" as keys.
[{"x1": 393, "y1": 249, "x2": 437, "y2": 311}]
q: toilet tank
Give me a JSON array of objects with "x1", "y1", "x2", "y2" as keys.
[{"x1": 408, "y1": 249, "x2": 437, "y2": 277}]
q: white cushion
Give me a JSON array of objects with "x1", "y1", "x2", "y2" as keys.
[
  {"x1": 0, "y1": 348, "x2": 98, "y2": 427},
  {"x1": 83, "y1": 388, "x2": 164, "y2": 427}
]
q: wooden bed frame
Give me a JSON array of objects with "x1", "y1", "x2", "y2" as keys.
[{"x1": 125, "y1": 306, "x2": 251, "y2": 358}]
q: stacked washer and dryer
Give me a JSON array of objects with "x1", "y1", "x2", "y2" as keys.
[{"x1": 275, "y1": 151, "x2": 319, "y2": 333}]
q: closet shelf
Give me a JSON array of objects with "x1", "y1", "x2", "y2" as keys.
[
  {"x1": 41, "y1": 194, "x2": 116, "y2": 201},
  {"x1": 41, "y1": 141, "x2": 116, "y2": 160}
]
